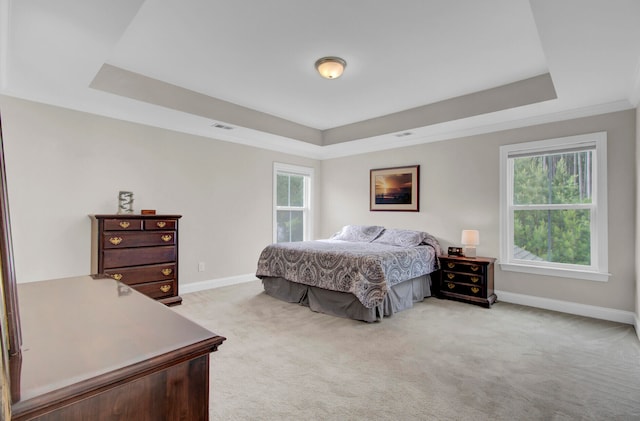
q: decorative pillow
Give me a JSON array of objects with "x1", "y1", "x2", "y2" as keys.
[
  {"x1": 372, "y1": 228, "x2": 427, "y2": 247},
  {"x1": 330, "y1": 225, "x2": 385, "y2": 242}
]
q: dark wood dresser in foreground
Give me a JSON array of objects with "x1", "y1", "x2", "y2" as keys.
[
  {"x1": 437, "y1": 255, "x2": 497, "y2": 308},
  {"x1": 10, "y1": 275, "x2": 225, "y2": 420},
  {"x1": 90, "y1": 214, "x2": 182, "y2": 306}
]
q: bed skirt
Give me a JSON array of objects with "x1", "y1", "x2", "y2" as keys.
[{"x1": 261, "y1": 274, "x2": 432, "y2": 322}]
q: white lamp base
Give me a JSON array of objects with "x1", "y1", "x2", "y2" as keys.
[{"x1": 463, "y1": 246, "x2": 476, "y2": 258}]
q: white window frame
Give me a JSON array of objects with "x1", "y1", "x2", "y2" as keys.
[
  {"x1": 273, "y1": 163, "x2": 313, "y2": 243},
  {"x1": 499, "y1": 132, "x2": 609, "y2": 282}
]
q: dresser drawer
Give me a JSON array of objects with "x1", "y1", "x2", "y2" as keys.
[
  {"x1": 103, "y1": 246, "x2": 176, "y2": 269},
  {"x1": 441, "y1": 271, "x2": 485, "y2": 286},
  {"x1": 442, "y1": 281, "x2": 485, "y2": 298},
  {"x1": 105, "y1": 263, "x2": 176, "y2": 286},
  {"x1": 442, "y1": 260, "x2": 486, "y2": 275},
  {"x1": 103, "y1": 219, "x2": 143, "y2": 231},
  {"x1": 133, "y1": 279, "x2": 177, "y2": 300},
  {"x1": 145, "y1": 219, "x2": 177, "y2": 230},
  {"x1": 102, "y1": 231, "x2": 176, "y2": 249}
]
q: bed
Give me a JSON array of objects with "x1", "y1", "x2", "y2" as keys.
[{"x1": 256, "y1": 225, "x2": 441, "y2": 322}]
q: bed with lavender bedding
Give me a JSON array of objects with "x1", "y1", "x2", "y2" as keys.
[{"x1": 255, "y1": 225, "x2": 441, "y2": 322}]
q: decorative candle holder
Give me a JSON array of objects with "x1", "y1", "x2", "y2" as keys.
[{"x1": 117, "y1": 191, "x2": 134, "y2": 214}]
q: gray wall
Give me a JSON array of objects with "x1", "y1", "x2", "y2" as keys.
[
  {"x1": 320, "y1": 110, "x2": 636, "y2": 312},
  {"x1": 0, "y1": 96, "x2": 320, "y2": 284},
  {"x1": 0, "y1": 95, "x2": 636, "y2": 314}
]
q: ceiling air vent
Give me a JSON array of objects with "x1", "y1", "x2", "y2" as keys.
[
  {"x1": 395, "y1": 131, "x2": 413, "y2": 138},
  {"x1": 211, "y1": 122, "x2": 234, "y2": 130}
]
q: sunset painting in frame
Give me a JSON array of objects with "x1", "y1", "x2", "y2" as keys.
[{"x1": 370, "y1": 165, "x2": 419, "y2": 211}]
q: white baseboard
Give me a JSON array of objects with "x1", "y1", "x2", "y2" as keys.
[
  {"x1": 178, "y1": 281, "x2": 640, "y2": 335},
  {"x1": 495, "y1": 290, "x2": 636, "y2": 325},
  {"x1": 180, "y1": 273, "x2": 257, "y2": 294}
]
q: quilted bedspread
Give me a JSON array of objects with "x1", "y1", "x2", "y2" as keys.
[{"x1": 255, "y1": 239, "x2": 439, "y2": 308}]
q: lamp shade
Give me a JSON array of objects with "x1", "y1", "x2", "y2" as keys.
[
  {"x1": 461, "y1": 230, "x2": 480, "y2": 246},
  {"x1": 315, "y1": 56, "x2": 346, "y2": 79}
]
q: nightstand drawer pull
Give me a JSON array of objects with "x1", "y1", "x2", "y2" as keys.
[
  {"x1": 447, "y1": 282, "x2": 455, "y2": 289},
  {"x1": 447, "y1": 262, "x2": 455, "y2": 269},
  {"x1": 109, "y1": 237, "x2": 123, "y2": 245},
  {"x1": 470, "y1": 276, "x2": 480, "y2": 283},
  {"x1": 470, "y1": 265, "x2": 479, "y2": 272},
  {"x1": 156, "y1": 221, "x2": 167, "y2": 228},
  {"x1": 161, "y1": 268, "x2": 173, "y2": 276},
  {"x1": 160, "y1": 284, "x2": 172, "y2": 293},
  {"x1": 111, "y1": 273, "x2": 123, "y2": 281},
  {"x1": 471, "y1": 287, "x2": 480, "y2": 294},
  {"x1": 119, "y1": 221, "x2": 130, "y2": 228},
  {"x1": 161, "y1": 234, "x2": 172, "y2": 242},
  {"x1": 447, "y1": 273, "x2": 455, "y2": 280}
]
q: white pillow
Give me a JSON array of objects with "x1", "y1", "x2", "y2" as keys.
[
  {"x1": 372, "y1": 228, "x2": 426, "y2": 247},
  {"x1": 330, "y1": 225, "x2": 385, "y2": 242}
]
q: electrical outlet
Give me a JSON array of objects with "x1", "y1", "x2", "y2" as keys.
[{"x1": 198, "y1": 262, "x2": 205, "y2": 272}]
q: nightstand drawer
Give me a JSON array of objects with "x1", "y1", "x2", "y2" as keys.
[
  {"x1": 442, "y1": 260, "x2": 486, "y2": 275},
  {"x1": 442, "y1": 281, "x2": 485, "y2": 297},
  {"x1": 105, "y1": 263, "x2": 176, "y2": 286},
  {"x1": 442, "y1": 271, "x2": 485, "y2": 285},
  {"x1": 102, "y1": 231, "x2": 176, "y2": 248}
]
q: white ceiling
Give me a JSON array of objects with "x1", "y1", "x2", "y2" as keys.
[{"x1": 1, "y1": 0, "x2": 639, "y2": 159}]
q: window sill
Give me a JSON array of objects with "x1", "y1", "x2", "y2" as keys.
[{"x1": 499, "y1": 262, "x2": 610, "y2": 282}]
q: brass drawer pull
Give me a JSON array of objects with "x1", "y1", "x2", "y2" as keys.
[
  {"x1": 470, "y1": 265, "x2": 479, "y2": 272},
  {"x1": 447, "y1": 273, "x2": 455, "y2": 280},
  {"x1": 447, "y1": 282, "x2": 455, "y2": 289},
  {"x1": 447, "y1": 262, "x2": 455, "y2": 269},
  {"x1": 156, "y1": 221, "x2": 167, "y2": 228},
  {"x1": 160, "y1": 284, "x2": 172, "y2": 293},
  {"x1": 470, "y1": 276, "x2": 480, "y2": 283},
  {"x1": 109, "y1": 237, "x2": 123, "y2": 245},
  {"x1": 111, "y1": 273, "x2": 123, "y2": 281},
  {"x1": 119, "y1": 221, "x2": 130, "y2": 229},
  {"x1": 161, "y1": 268, "x2": 173, "y2": 276},
  {"x1": 471, "y1": 287, "x2": 480, "y2": 294},
  {"x1": 161, "y1": 234, "x2": 172, "y2": 242}
]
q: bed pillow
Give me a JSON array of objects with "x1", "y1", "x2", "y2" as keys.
[
  {"x1": 372, "y1": 228, "x2": 427, "y2": 247},
  {"x1": 330, "y1": 225, "x2": 385, "y2": 242}
]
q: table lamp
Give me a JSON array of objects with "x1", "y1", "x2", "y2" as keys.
[{"x1": 461, "y1": 230, "x2": 479, "y2": 258}]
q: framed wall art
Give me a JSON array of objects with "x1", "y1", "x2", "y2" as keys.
[{"x1": 370, "y1": 165, "x2": 419, "y2": 211}]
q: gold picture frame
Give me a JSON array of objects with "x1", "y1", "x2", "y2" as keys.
[{"x1": 370, "y1": 165, "x2": 419, "y2": 211}]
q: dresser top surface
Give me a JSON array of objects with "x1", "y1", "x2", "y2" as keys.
[
  {"x1": 12, "y1": 275, "x2": 223, "y2": 409},
  {"x1": 90, "y1": 214, "x2": 182, "y2": 220}
]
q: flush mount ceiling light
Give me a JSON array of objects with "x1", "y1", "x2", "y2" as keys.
[{"x1": 315, "y1": 56, "x2": 346, "y2": 79}]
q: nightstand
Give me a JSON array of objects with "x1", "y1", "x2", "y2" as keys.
[{"x1": 437, "y1": 255, "x2": 497, "y2": 308}]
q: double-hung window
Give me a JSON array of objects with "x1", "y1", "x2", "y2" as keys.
[
  {"x1": 499, "y1": 132, "x2": 609, "y2": 281},
  {"x1": 273, "y1": 163, "x2": 313, "y2": 243}
]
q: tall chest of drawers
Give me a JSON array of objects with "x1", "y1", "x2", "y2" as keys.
[
  {"x1": 437, "y1": 255, "x2": 496, "y2": 308},
  {"x1": 90, "y1": 214, "x2": 182, "y2": 306}
]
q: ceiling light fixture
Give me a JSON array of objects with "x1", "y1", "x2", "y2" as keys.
[{"x1": 315, "y1": 56, "x2": 346, "y2": 79}]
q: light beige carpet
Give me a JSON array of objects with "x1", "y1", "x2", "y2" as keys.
[{"x1": 173, "y1": 280, "x2": 640, "y2": 421}]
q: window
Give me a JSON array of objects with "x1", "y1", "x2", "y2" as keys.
[
  {"x1": 273, "y1": 163, "x2": 313, "y2": 243},
  {"x1": 499, "y1": 132, "x2": 609, "y2": 281}
]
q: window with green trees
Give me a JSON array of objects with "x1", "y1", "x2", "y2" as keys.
[
  {"x1": 500, "y1": 132, "x2": 608, "y2": 281},
  {"x1": 273, "y1": 163, "x2": 313, "y2": 243}
]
